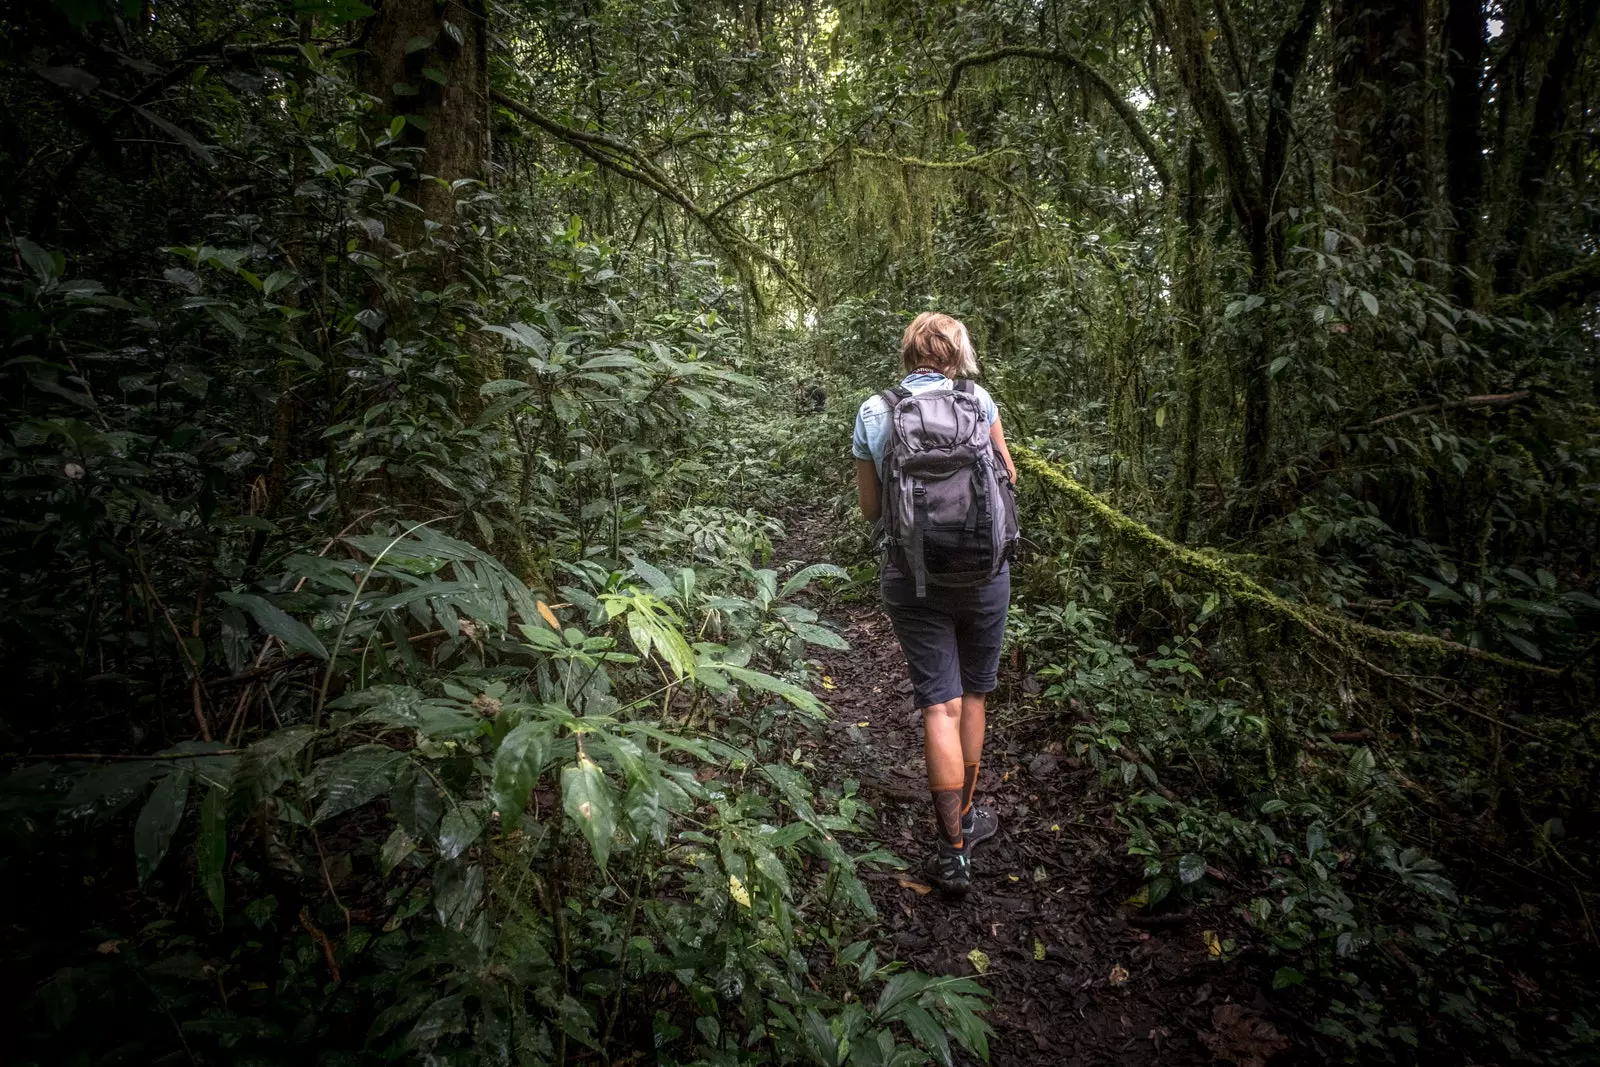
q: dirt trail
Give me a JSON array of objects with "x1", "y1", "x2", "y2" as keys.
[{"x1": 782, "y1": 509, "x2": 1290, "y2": 1067}]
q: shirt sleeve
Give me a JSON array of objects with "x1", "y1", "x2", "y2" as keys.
[
  {"x1": 977, "y1": 385, "x2": 999, "y2": 426},
  {"x1": 851, "y1": 401, "x2": 873, "y2": 460}
]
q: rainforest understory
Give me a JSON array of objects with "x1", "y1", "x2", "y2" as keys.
[{"x1": 2, "y1": 0, "x2": 1598, "y2": 1065}]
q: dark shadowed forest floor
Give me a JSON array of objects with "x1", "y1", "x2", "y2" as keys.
[{"x1": 781, "y1": 508, "x2": 1316, "y2": 1067}]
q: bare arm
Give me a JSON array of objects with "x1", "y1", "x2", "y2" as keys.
[
  {"x1": 990, "y1": 417, "x2": 1018, "y2": 483},
  {"x1": 855, "y1": 458, "x2": 882, "y2": 522}
]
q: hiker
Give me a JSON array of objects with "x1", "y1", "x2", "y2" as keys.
[{"x1": 851, "y1": 312, "x2": 1020, "y2": 897}]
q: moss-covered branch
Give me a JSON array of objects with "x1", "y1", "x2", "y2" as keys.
[
  {"x1": 943, "y1": 46, "x2": 1171, "y2": 189},
  {"x1": 1493, "y1": 256, "x2": 1600, "y2": 314},
  {"x1": 1014, "y1": 444, "x2": 1559, "y2": 677},
  {"x1": 491, "y1": 91, "x2": 815, "y2": 305}
]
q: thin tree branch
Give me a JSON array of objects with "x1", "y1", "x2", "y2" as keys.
[
  {"x1": 491, "y1": 90, "x2": 814, "y2": 303},
  {"x1": 1345, "y1": 391, "x2": 1531, "y2": 432},
  {"x1": 943, "y1": 45, "x2": 1171, "y2": 188},
  {"x1": 709, "y1": 160, "x2": 836, "y2": 218}
]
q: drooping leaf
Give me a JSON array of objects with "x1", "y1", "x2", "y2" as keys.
[
  {"x1": 218, "y1": 592, "x2": 328, "y2": 661},
  {"x1": 779, "y1": 562, "x2": 849, "y2": 598},
  {"x1": 313, "y1": 745, "x2": 406, "y2": 823},
  {"x1": 789, "y1": 621, "x2": 849, "y2": 650},
  {"x1": 437, "y1": 804, "x2": 483, "y2": 861},
  {"x1": 491, "y1": 721, "x2": 550, "y2": 822},
  {"x1": 1178, "y1": 853, "x2": 1207, "y2": 884},
  {"x1": 134, "y1": 768, "x2": 192, "y2": 885},
  {"x1": 562, "y1": 756, "x2": 616, "y2": 869},
  {"x1": 197, "y1": 783, "x2": 227, "y2": 918},
  {"x1": 433, "y1": 861, "x2": 483, "y2": 930},
  {"x1": 380, "y1": 825, "x2": 417, "y2": 876}
]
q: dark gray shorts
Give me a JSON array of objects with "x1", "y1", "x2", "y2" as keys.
[{"x1": 880, "y1": 566, "x2": 1010, "y2": 708}]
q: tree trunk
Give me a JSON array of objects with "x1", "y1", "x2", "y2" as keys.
[
  {"x1": 1444, "y1": 0, "x2": 1487, "y2": 304},
  {"x1": 1330, "y1": 0, "x2": 1430, "y2": 244},
  {"x1": 1154, "y1": 0, "x2": 1320, "y2": 489},
  {"x1": 359, "y1": 0, "x2": 490, "y2": 240},
  {"x1": 1172, "y1": 142, "x2": 1207, "y2": 544},
  {"x1": 1494, "y1": 0, "x2": 1600, "y2": 291}
]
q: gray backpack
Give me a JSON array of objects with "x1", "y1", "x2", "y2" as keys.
[{"x1": 877, "y1": 380, "x2": 1020, "y2": 597}]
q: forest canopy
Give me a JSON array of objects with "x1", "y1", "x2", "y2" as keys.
[{"x1": 2, "y1": 0, "x2": 1597, "y2": 1064}]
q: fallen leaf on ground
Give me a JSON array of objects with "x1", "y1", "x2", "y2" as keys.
[
  {"x1": 1033, "y1": 865, "x2": 1047, "y2": 882},
  {"x1": 96, "y1": 940, "x2": 122, "y2": 955},
  {"x1": 821, "y1": 675, "x2": 836, "y2": 690},
  {"x1": 1197, "y1": 1004, "x2": 1289, "y2": 1067},
  {"x1": 1033, "y1": 939, "x2": 1046, "y2": 961},
  {"x1": 1050, "y1": 823, "x2": 1060, "y2": 832},
  {"x1": 855, "y1": 720, "x2": 870, "y2": 727},
  {"x1": 968, "y1": 948, "x2": 991, "y2": 974},
  {"x1": 1203, "y1": 929, "x2": 1223, "y2": 956},
  {"x1": 1109, "y1": 963, "x2": 1130, "y2": 985},
  {"x1": 897, "y1": 878, "x2": 932, "y2": 895},
  {"x1": 1028, "y1": 752, "x2": 1059, "y2": 778}
]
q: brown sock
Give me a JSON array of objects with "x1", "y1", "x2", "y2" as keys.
[
  {"x1": 931, "y1": 784, "x2": 965, "y2": 849},
  {"x1": 961, "y1": 761, "x2": 980, "y2": 817}
]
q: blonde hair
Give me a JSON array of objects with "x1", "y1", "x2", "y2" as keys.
[{"x1": 900, "y1": 312, "x2": 978, "y2": 378}]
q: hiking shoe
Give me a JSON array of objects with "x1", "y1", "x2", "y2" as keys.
[
  {"x1": 926, "y1": 842, "x2": 971, "y2": 898},
  {"x1": 960, "y1": 804, "x2": 999, "y2": 856}
]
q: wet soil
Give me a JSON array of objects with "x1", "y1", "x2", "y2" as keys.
[{"x1": 782, "y1": 509, "x2": 1312, "y2": 1067}]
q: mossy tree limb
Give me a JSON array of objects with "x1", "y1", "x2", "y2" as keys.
[
  {"x1": 1014, "y1": 444, "x2": 1561, "y2": 677},
  {"x1": 942, "y1": 46, "x2": 1172, "y2": 189},
  {"x1": 491, "y1": 90, "x2": 815, "y2": 306}
]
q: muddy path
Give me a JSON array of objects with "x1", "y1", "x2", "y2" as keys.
[{"x1": 781, "y1": 508, "x2": 1305, "y2": 1067}]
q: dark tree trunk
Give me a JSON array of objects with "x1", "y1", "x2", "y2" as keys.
[
  {"x1": 1444, "y1": 0, "x2": 1487, "y2": 304},
  {"x1": 1154, "y1": 0, "x2": 1320, "y2": 490},
  {"x1": 1494, "y1": 0, "x2": 1600, "y2": 291},
  {"x1": 1171, "y1": 141, "x2": 1208, "y2": 544},
  {"x1": 1330, "y1": 0, "x2": 1430, "y2": 244},
  {"x1": 359, "y1": 0, "x2": 490, "y2": 237}
]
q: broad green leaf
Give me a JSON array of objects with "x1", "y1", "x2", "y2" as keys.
[
  {"x1": 380, "y1": 825, "x2": 416, "y2": 876},
  {"x1": 437, "y1": 804, "x2": 483, "y2": 861},
  {"x1": 899, "y1": 1002, "x2": 953, "y2": 1067},
  {"x1": 779, "y1": 562, "x2": 849, "y2": 598},
  {"x1": 198, "y1": 783, "x2": 227, "y2": 918},
  {"x1": 313, "y1": 745, "x2": 405, "y2": 823},
  {"x1": 135, "y1": 768, "x2": 192, "y2": 884},
  {"x1": 1177, "y1": 853, "x2": 1207, "y2": 884},
  {"x1": 789, "y1": 621, "x2": 849, "y2": 650},
  {"x1": 722, "y1": 664, "x2": 823, "y2": 716},
  {"x1": 562, "y1": 756, "x2": 616, "y2": 869},
  {"x1": 15, "y1": 237, "x2": 60, "y2": 284},
  {"x1": 218, "y1": 592, "x2": 328, "y2": 660},
  {"x1": 802, "y1": 1008, "x2": 839, "y2": 1067},
  {"x1": 491, "y1": 721, "x2": 550, "y2": 821},
  {"x1": 432, "y1": 862, "x2": 483, "y2": 930}
]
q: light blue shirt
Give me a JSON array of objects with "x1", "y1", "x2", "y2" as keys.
[{"x1": 851, "y1": 371, "x2": 999, "y2": 477}]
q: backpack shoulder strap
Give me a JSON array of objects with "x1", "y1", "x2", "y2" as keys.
[
  {"x1": 877, "y1": 386, "x2": 911, "y2": 411},
  {"x1": 953, "y1": 379, "x2": 976, "y2": 395}
]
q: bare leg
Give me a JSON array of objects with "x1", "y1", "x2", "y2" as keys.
[
  {"x1": 922, "y1": 696, "x2": 965, "y2": 844},
  {"x1": 959, "y1": 691, "x2": 986, "y2": 767}
]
